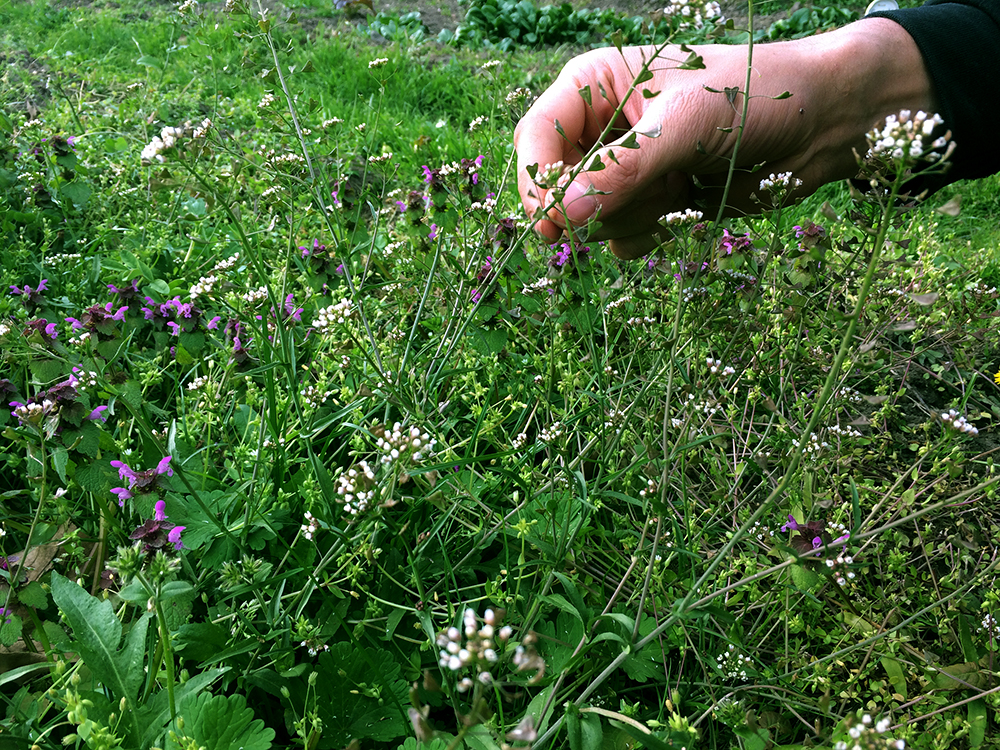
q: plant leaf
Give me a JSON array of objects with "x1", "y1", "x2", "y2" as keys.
[
  {"x1": 51, "y1": 572, "x2": 150, "y2": 742},
  {"x1": 168, "y1": 692, "x2": 274, "y2": 750}
]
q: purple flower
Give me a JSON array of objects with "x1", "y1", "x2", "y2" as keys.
[
  {"x1": 86, "y1": 405, "x2": 108, "y2": 422},
  {"x1": 10, "y1": 279, "x2": 48, "y2": 305},
  {"x1": 207, "y1": 316, "x2": 221, "y2": 329},
  {"x1": 23, "y1": 319, "x2": 58, "y2": 340},
  {"x1": 168, "y1": 526, "x2": 185, "y2": 550},
  {"x1": 428, "y1": 224, "x2": 438, "y2": 240},
  {"x1": 129, "y1": 502, "x2": 185, "y2": 555},
  {"x1": 108, "y1": 279, "x2": 141, "y2": 301},
  {"x1": 719, "y1": 229, "x2": 754, "y2": 256},
  {"x1": 283, "y1": 294, "x2": 303, "y2": 322},
  {"x1": 111, "y1": 487, "x2": 133, "y2": 507},
  {"x1": 166, "y1": 321, "x2": 181, "y2": 335},
  {"x1": 109, "y1": 455, "x2": 173, "y2": 506}
]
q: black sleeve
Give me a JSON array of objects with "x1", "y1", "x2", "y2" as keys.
[{"x1": 866, "y1": 0, "x2": 1000, "y2": 190}]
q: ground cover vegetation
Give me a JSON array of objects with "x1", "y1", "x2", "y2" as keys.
[{"x1": 0, "y1": 0, "x2": 998, "y2": 748}]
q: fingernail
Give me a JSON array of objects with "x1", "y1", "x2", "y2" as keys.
[{"x1": 563, "y1": 180, "x2": 599, "y2": 226}]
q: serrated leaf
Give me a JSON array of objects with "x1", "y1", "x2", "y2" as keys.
[
  {"x1": 313, "y1": 643, "x2": 409, "y2": 744},
  {"x1": 50, "y1": 572, "x2": 150, "y2": 740},
  {"x1": 169, "y1": 692, "x2": 274, "y2": 750},
  {"x1": 0, "y1": 615, "x2": 23, "y2": 646},
  {"x1": 16, "y1": 580, "x2": 48, "y2": 610}
]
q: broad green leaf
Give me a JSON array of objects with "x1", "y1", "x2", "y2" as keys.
[
  {"x1": 16, "y1": 580, "x2": 49, "y2": 610},
  {"x1": 312, "y1": 643, "x2": 409, "y2": 744},
  {"x1": 51, "y1": 573, "x2": 150, "y2": 742},
  {"x1": 0, "y1": 615, "x2": 23, "y2": 647},
  {"x1": 968, "y1": 698, "x2": 987, "y2": 749},
  {"x1": 168, "y1": 692, "x2": 273, "y2": 750},
  {"x1": 880, "y1": 656, "x2": 907, "y2": 699}
]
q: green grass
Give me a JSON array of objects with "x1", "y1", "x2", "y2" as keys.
[{"x1": 0, "y1": 1, "x2": 998, "y2": 749}]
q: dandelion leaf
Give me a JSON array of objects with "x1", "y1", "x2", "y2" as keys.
[
  {"x1": 51, "y1": 573, "x2": 150, "y2": 744},
  {"x1": 167, "y1": 692, "x2": 274, "y2": 750}
]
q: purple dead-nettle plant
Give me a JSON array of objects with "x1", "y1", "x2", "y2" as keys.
[
  {"x1": 23, "y1": 318, "x2": 59, "y2": 342},
  {"x1": 9, "y1": 371, "x2": 109, "y2": 433},
  {"x1": 109, "y1": 455, "x2": 174, "y2": 507},
  {"x1": 9, "y1": 279, "x2": 48, "y2": 309},
  {"x1": 66, "y1": 302, "x2": 128, "y2": 339},
  {"x1": 129, "y1": 500, "x2": 185, "y2": 555}
]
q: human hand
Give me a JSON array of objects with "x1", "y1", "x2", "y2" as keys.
[{"x1": 514, "y1": 19, "x2": 933, "y2": 259}]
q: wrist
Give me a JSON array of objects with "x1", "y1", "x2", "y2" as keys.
[{"x1": 798, "y1": 18, "x2": 935, "y2": 177}]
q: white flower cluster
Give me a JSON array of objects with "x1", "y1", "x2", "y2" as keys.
[
  {"x1": 469, "y1": 115, "x2": 488, "y2": 132},
  {"x1": 187, "y1": 375, "x2": 211, "y2": 392},
  {"x1": 627, "y1": 315, "x2": 657, "y2": 326},
  {"x1": 638, "y1": 478, "x2": 656, "y2": 498},
  {"x1": 300, "y1": 384, "x2": 329, "y2": 409},
  {"x1": 835, "y1": 713, "x2": 903, "y2": 750},
  {"x1": 660, "y1": 208, "x2": 703, "y2": 225},
  {"x1": 436, "y1": 608, "x2": 508, "y2": 689},
  {"x1": 605, "y1": 294, "x2": 632, "y2": 311},
  {"x1": 469, "y1": 197, "x2": 497, "y2": 212},
  {"x1": 190, "y1": 253, "x2": 239, "y2": 299},
  {"x1": 322, "y1": 117, "x2": 344, "y2": 129},
  {"x1": 512, "y1": 432, "x2": 527, "y2": 450},
  {"x1": 269, "y1": 152, "x2": 306, "y2": 171},
  {"x1": 243, "y1": 285, "x2": 268, "y2": 305},
  {"x1": 825, "y1": 552, "x2": 856, "y2": 586},
  {"x1": 758, "y1": 171, "x2": 802, "y2": 192},
  {"x1": 828, "y1": 424, "x2": 863, "y2": 438},
  {"x1": 368, "y1": 57, "x2": 389, "y2": 69},
  {"x1": 968, "y1": 281, "x2": 998, "y2": 296},
  {"x1": 716, "y1": 644, "x2": 751, "y2": 681},
  {"x1": 940, "y1": 409, "x2": 979, "y2": 436},
  {"x1": 531, "y1": 160, "x2": 565, "y2": 188},
  {"x1": 74, "y1": 369, "x2": 99, "y2": 389},
  {"x1": 687, "y1": 393, "x2": 720, "y2": 416},
  {"x1": 141, "y1": 125, "x2": 185, "y2": 163},
  {"x1": 706, "y1": 357, "x2": 735, "y2": 376},
  {"x1": 301, "y1": 510, "x2": 319, "y2": 541},
  {"x1": 177, "y1": 0, "x2": 197, "y2": 14},
  {"x1": 376, "y1": 423, "x2": 436, "y2": 466},
  {"x1": 868, "y1": 109, "x2": 948, "y2": 162},
  {"x1": 505, "y1": 87, "x2": 532, "y2": 106},
  {"x1": 836, "y1": 386, "x2": 864, "y2": 404},
  {"x1": 523, "y1": 277, "x2": 556, "y2": 294},
  {"x1": 258, "y1": 92, "x2": 276, "y2": 109},
  {"x1": 481, "y1": 60, "x2": 503, "y2": 71},
  {"x1": 539, "y1": 422, "x2": 563, "y2": 442},
  {"x1": 312, "y1": 298, "x2": 354, "y2": 335},
  {"x1": 664, "y1": 0, "x2": 722, "y2": 29},
  {"x1": 140, "y1": 118, "x2": 211, "y2": 163},
  {"x1": 0, "y1": 322, "x2": 11, "y2": 338},
  {"x1": 681, "y1": 285, "x2": 709, "y2": 304},
  {"x1": 368, "y1": 152, "x2": 393, "y2": 164},
  {"x1": 336, "y1": 461, "x2": 376, "y2": 515},
  {"x1": 980, "y1": 613, "x2": 999, "y2": 640},
  {"x1": 792, "y1": 432, "x2": 829, "y2": 455},
  {"x1": 749, "y1": 519, "x2": 773, "y2": 542}
]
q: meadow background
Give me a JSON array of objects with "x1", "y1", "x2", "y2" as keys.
[{"x1": 1, "y1": 0, "x2": 999, "y2": 748}]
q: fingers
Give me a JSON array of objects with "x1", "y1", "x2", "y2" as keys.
[{"x1": 514, "y1": 66, "x2": 595, "y2": 236}]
